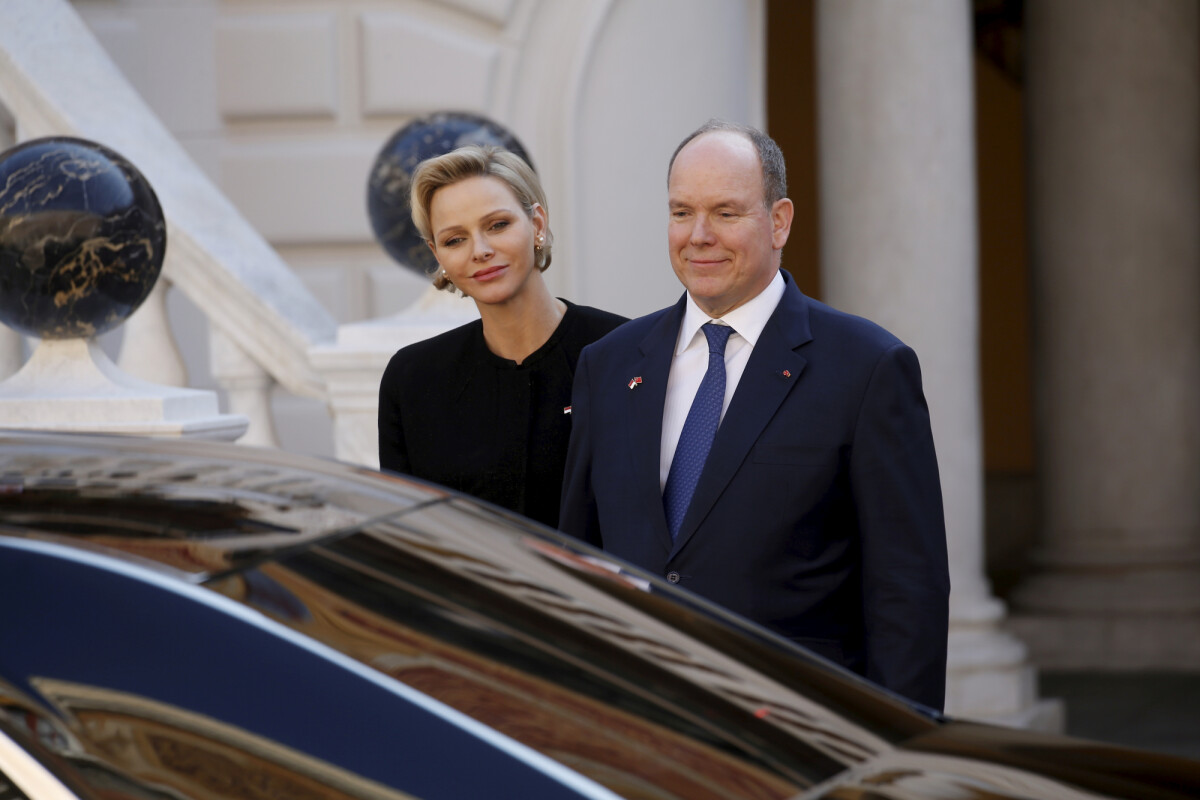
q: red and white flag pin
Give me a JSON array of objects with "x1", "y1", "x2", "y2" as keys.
[
  {"x1": 563, "y1": 406, "x2": 572, "y2": 415},
  {"x1": 782, "y1": 369, "x2": 791, "y2": 378},
  {"x1": 628, "y1": 376, "x2": 643, "y2": 390}
]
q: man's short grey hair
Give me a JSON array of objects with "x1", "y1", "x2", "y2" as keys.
[{"x1": 667, "y1": 119, "x2": 788, "y2": 208}]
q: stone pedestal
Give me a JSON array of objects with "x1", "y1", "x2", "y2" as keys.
[
  {"x1": 309, "y1": 286, "x2": 477, "y2": 467},
  {"x1": 0, "y1": 338, "x2": 247, "y2": 441},
  {"x1": 1009, "y1": 0, "x2": 1200, "y2": 670},
  {"x1": 817, "y1": 0, "x2": 1055, "y2": 727}
]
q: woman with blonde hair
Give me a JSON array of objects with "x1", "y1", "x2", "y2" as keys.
[{"x1": 378, "y1": 145, "x2": 625, "y2": 527}]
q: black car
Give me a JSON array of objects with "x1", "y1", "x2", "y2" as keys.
[{"x1": 0, "y1": 430, "x2": 1196, "y2": 800}]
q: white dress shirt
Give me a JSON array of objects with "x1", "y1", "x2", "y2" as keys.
[{"x1": 659, "y1": 270, "x2": 786, "y2": 490}]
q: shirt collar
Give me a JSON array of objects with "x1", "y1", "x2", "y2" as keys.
[{"x1": 676, "y1": 270, "x2": 786, "y2": 355}]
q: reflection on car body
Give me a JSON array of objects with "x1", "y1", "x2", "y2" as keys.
[{"x1": 0, "y1": 431, "x2": 1197, "y2": 800}]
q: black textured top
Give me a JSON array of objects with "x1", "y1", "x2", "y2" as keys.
[{"x1": 378, "y1": 301, "x2": 626, "y2": 527}]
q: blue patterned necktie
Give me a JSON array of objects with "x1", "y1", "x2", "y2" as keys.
[{"x1": 663, "y1": 322, "x2": 734, "y2": 538}]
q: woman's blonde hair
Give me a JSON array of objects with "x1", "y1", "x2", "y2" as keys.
[{"x1": 410, "y1": 145, "x2": 552, "y2": 291}]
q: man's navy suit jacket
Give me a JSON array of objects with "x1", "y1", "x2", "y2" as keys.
[{"x1": 559, "y1": 272, "x2": 950, "y2": 710}]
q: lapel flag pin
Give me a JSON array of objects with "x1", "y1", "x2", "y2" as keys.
[
  {"x1": 563, "y1": 406, "x2": 572, "y2": 415},
  {"x1": 628, "y1": 376, "x2": 643, "y2": 390},
  {"x1": 782, "y1": 370, "x2": 792, "y2": 378}
]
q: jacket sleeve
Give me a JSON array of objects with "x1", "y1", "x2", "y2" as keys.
[
  {"x1": 558, "y1": 345, "x2": 603, "y2": 548},
  {"x1": 377, "y1": 355, "x2": 411, "y2": 475},
  {"x1": 852, "y1": 342, "x2": 950, "y2": 711}
]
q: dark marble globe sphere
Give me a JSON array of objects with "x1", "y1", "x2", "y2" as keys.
[
  {"x1": 0, "y1": 136, "x2": 166, "y2": 340},
  {"x1": 366, "y1": 111, "x2": 532, "y2": 277}
]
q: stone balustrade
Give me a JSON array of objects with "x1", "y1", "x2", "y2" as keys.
[{"x1": 0, "y1": 0, "x2": 336, "y2": 444}]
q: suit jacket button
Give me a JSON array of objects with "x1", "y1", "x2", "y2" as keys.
[{"x1": 666, "y1": 571, "x2": 681, "y2": 583}]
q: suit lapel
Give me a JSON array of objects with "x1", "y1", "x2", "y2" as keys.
[
  {"x1": 626, "y1": 298, "x2": 687, "y2": 551},
  {"x1": 671, "y1": 277, "x2": 813, "y2": 556}
]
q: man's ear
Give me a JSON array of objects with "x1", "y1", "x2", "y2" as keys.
[{"x1": 771, "y1": 198, "x2": 794, "y2": 250}]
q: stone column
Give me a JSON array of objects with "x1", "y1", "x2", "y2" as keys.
[
  {"x1": 1008, "y1": 0, "x2": 1200, "y2": 669},
  {"x1": 817, "y1": 0, "x2": 1054, "y2": 726}
]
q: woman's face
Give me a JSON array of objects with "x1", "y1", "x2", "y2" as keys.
[{"x1": 427, "y1": 175, "x2": 546, "y2": 306}]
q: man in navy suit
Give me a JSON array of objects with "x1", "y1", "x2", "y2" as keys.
[{"x1": 559, "y1": 120, "x2": 950, "y2": 710}]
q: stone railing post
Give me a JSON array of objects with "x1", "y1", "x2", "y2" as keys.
[
  {"x1": 0, "y1": 329, "x2": 21, "y2": 381},
  {"x1": 117, "y1": 277, "x2": 188, "y2": 387},
  {"x1": 211, "y1": 327, "x2": 281, "y2": 449}
]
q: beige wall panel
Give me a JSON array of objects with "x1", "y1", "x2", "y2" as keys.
[
  {"x1": 292, "y1": 264, "x2": 359, "y2": 325},
  {"x1": 440, "y1": 0, "x2": 518, "y2": 26},
  {"x1": 367, "y1": 263, "x2": 435, "y2": 318},
  {"x1": 359, "y1": 12, "x2": 498, "y2": 116},
  {"x1": 220, "y1": 139, "x2": 377, "y2": 243},
  {"x1": 217, "y1": 13, "x2": 339, "y2": 120},
  {"x1": 75, "y1": 5, "x2": 221, "y2": 134}
]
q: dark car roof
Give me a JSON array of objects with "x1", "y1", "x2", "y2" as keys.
[{"x1": 1, "y1": 431, "x2": 1197, "y2": 800}]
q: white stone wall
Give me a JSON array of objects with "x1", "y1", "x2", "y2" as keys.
[{"x1": 69, "y1": 0, "x2": 765, "y2": 457}]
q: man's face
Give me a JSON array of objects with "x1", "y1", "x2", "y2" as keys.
[{"x1": 667, "y1": 131, "x2": 793, "y2": 318}]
